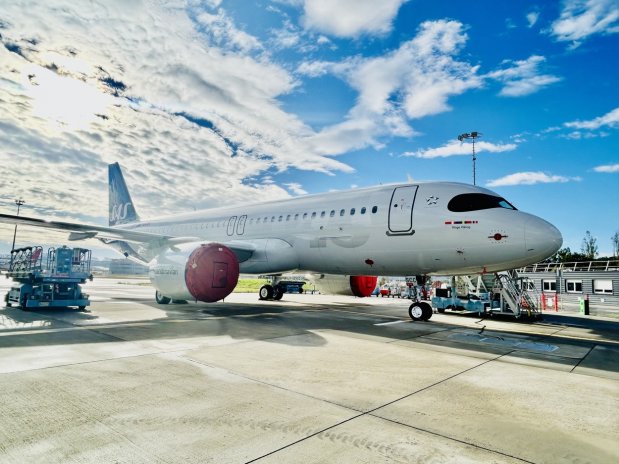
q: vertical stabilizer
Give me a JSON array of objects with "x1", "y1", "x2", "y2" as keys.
[{"x1": 108, "y1": 163, "x2": 140, "y2": 226}]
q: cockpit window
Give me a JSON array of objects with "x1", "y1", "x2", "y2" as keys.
[{"x1": 448, "y1": 193, "x2": 517, "y2": 212}]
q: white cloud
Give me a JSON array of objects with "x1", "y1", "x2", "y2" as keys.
[
  {"x1": 194, "y1": 8, "x2": 262, "y2": 53},
  {"x1": 298, "y1": 20, "x2": 482, "y2": 155},
  {"x1": 550, "y1": 0, "x2": 619, "y2": 45},
  {"x1": 403, "y1": 140, "x2": 517, "y2": 159},
  {"x1": 527, "y1": 11, "x2": 540, "y2": 28},
  {"x1": 284, "y1": 183, "x2": 308, "y2": 195},
  {"x1": 301, "y1": 0, "x2": 408, "y2": 38},
  {"x1": 486, "y1": 55, "x2": 562, "y2": 97},
  {"x1": 564, "y1": 107, "x2": 619, "y2": 129},
  {"x1": 487, "y1": 171, "x2": 580, "y2": 187},
  {"x1": 593, "y1": 163, "x2": 619, "y2": 173}
]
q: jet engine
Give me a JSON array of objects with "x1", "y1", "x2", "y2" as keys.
[
  {"x1": 306, "y1": 274, "x2": 378, "y2": 297},
  {"x1": 149, "y1": 243, "x2": 239, "y2": 303}
]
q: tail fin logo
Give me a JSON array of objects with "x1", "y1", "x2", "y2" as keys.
[{"x1": 110, "y1": 202, "x2": 133, "y2": 223}]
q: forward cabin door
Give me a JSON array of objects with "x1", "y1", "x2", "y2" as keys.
[{"x1": 387, "y1": 186, "x2": 418, "y2": 236}]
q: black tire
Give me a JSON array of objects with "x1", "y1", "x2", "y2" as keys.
[
  {"x1": 78, "y1": 306, "x2": 86, "y2": 311},
  {"x1": 273, "y1": 288, "x2": 283, "y2": 300},
  {"x1": 420, "y1": 302, "x2": 433, "y2": 321},
  {"x1": 171, "y1": 300, "x2": 188, "y2": 304},
  {"x1": 437, "y1": 308, "x2": 445, "y2": 313},
  {"x1": 259, "y1": 285, "x2": 273, "y2": 300},
  {"x1": 408, "y1": 303, "x2": 424, "y2": 321},
  {"x1": 155, "y1": 291, "x2": 171, "y2": 304}
]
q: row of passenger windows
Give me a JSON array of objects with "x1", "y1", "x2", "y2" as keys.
[{"x1": 249, "y1": 205, "x2": 379, "y2": 224}]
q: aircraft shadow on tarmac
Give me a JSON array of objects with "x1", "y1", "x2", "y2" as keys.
[{"x1": 1, "y1": 299, "x2": 618, "y2": 375}]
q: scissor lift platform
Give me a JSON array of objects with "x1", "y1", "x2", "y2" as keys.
[{"x1": 4, "y1": 245, "x2": 93, "y2": 310}]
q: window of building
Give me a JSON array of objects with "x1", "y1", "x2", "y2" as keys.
[
  {"x1": 350, "y1": 208, "x2": 356, "y2": 215},
  {"x1": 542, "y1": 280, "x2": 556, "y2": 292},
  {"x1": 372, "y1": 206, "x2": 378, "y2": 213},
  {"x1": 448, "y1": 193, "x2": 517, "y2": 212},
  {"x1": 361, "y1": 207, "x2": 366, "y2": 214},
  {"x1": 593, "y1": 279, "x2": 613, "y2": 294},
  {"x1": 330, "y1": 210, "x2": 335, "y2": 217},
  {"x1": 340, "y1": 209, "x2": 345, "y2": 216},
  {"x1": 566, "y1": 280, "x2": 582, "y2": 293}
]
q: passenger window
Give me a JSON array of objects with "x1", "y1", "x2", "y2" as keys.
[
  {"x1": 372, "y1": 206, "x2": 378, "y2": 213},
  {"x1": 303, "y1": 213, "x2": 308, "y2": 219},
  {"x1": 361, "y1": 207, "x2": 366, "y2": 214},
  {"x1": 330, "y1": 210, "x2": 335, "y2": 217},
  {"x1": 320, "y1": 211, "x2": 326, "y2": 218},
  {"x1": 350, "y1": 208, "x2": 355, "y2": 215},
  {"x1": 340, "y1": 209, "x2": 345, "y2": 216},
  {"x1": 278, "y1": 216, "x2": 283, "y2": 222},
  {"x1": 286, "y1": 215, "x2": 291, "y2": 221},
  {"x1": 271, "y1": 216, "x2": 276, "y2": 222},
  {"x1": 448, "y1": 193, "x2": 517, "y2": 212},
  {"x1": 294, "y1": 214, "x2": 299, "y2": 220},
  {"x1": 311, "y1": 212, "x2": 317, "y2": 219}
]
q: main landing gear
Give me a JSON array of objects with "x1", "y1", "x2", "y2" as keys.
[
  {"x1": 259, "y1": 284, "x2": 284, "y2": 301},
  {"x1": 408, "y1": 301, "x2": 433, "y2": 321}
]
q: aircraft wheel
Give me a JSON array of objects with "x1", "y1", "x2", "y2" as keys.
[
  {"x1": 408, "y1": 303, "x2": 424, "y2": 321},
  {"x1": 437, "y1": 308, "x2": 445, "y2": 313},
  {"x1": 420, "y1": 302, "x2": 433, "y2": 321},
  {"x1": 155, "y1": 291, "x2": 171, "y2": 305},
  {"x1": 272, "y1": 287, "x2": 283, "y2": 301},
  {"x1": 259, "y1": 285, "x2": 273, "y2": 300}
]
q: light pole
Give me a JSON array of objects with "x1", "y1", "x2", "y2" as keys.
[
  {"x1": 10, "y1": 198, "x2": 25, "y2": 253},
  {"x1": 457, "y1": 132, "x2": 482, "y2": 185}
]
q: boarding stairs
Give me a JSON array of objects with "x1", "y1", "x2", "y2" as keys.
[{"x1": 492, "y1": 270, "x2": 541, "y2": 318}]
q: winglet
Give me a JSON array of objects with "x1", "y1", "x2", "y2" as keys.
[{"x1": 109, "y1": 163, "x2": 140, "y2": 226}]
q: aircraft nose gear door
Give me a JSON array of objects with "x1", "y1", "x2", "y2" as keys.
[{"x1": 387, "y1": 185, "x2": 418, "y2": 236}]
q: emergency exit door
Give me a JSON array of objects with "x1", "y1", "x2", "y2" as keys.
[{"x1": 387, "y1": 185, "x2": 418, "y2": 235}]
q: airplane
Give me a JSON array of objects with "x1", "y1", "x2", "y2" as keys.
[{"x1": 0, "y1": 163, "x2": 562, "y2": 321}]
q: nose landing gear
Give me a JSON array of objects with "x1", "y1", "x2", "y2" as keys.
[{"x1": 409, "y1": 301, "x2": 433, "y2": 321}]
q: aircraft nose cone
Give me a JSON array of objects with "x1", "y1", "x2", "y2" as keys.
[{"x1": 525, "y1": 216, "x2": 563, "y2": 260}]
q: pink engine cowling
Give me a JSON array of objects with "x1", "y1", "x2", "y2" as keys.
[{"x1": 185, "y1": 244, "x2": 239, "y2": 302}]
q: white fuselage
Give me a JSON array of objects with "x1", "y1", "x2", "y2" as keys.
[{"x1": 114, "y1": 182, "x2": 562, "y2": 277}]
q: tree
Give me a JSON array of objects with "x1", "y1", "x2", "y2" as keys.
[
  {"x1": 612, "y1": 231, "x2": 619, "y2": 258},
  {"x1": 553, "y1": 247, "x2": 587, "y2": 262},
  {"x1": 581, "y1": 231, "x2": 598, "y2": 260}
]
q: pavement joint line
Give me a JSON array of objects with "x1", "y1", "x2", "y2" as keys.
[
  {"x1": 180, "y1": 355, "x2": 365, "y2": 414},
  {"x1": 246, "y1": 352, "x2": 511, "y2": 464},
  {"x1": 0, "y1": 347, "x2": 191, "y2": 375},
  {"x1": 569, "y1": 344, "x2": 597, "y2": 373},
  {"x1": 367, "y1": 413, "x2": 536, "y2": 464}
]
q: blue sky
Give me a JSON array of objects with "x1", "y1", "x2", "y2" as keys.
[{"x1": 0, "y1": 0, "x2": 617, "y2": 257}]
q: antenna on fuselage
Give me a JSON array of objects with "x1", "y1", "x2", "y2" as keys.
[{"x1": 457, "y1": 131, "x2": 482, "y2": 185}]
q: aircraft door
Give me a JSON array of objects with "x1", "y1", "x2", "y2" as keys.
[
  {"x1": 387, "y1": 186, "x2": 418, "y2": 236},
  {"x1": 227, "y1": 216, "x2": 237, "y2": 236},
  {"x1": 236, "y1": 215, "x2": 247, "y2": 235}
]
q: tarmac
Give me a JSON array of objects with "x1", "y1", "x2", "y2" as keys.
[{"x1": 0, "y1": 277, "x2": 618, "y2": 463}]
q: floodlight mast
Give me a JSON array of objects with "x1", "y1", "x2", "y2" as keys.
[
  {"x1": 457, "y1": 132, "x2": 482, "y2": 185},
  {"x1": 10, "y1": 198, "x2": 25, "y2": 252}
]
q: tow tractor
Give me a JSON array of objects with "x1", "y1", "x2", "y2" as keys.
[{"x1": 4, "y1": 245, "x2": 93, "y2": 310}]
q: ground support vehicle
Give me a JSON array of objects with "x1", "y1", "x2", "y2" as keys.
[{"x1": 5, "y1": 246, "x2": 92, "y2": 310}]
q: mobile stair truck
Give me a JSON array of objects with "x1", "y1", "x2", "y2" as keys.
[{"x1": 4, "y1": 245, "x2": 92, "y2": 310}]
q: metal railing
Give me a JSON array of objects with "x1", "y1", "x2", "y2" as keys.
[{"x1": 518, "y1": 260, "x2": 619, "y2": 273}]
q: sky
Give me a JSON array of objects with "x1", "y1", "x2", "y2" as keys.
[{"x1": 0, "y1": 0, "x2": 617, "y2": 258}]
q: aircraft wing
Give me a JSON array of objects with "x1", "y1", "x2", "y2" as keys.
[
  {"x1": 0, "y1": 213, "x2": 171, "y2": 243},
  {"x1": 0, "y1": 214, "x2": 257, "y2": 261}
]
